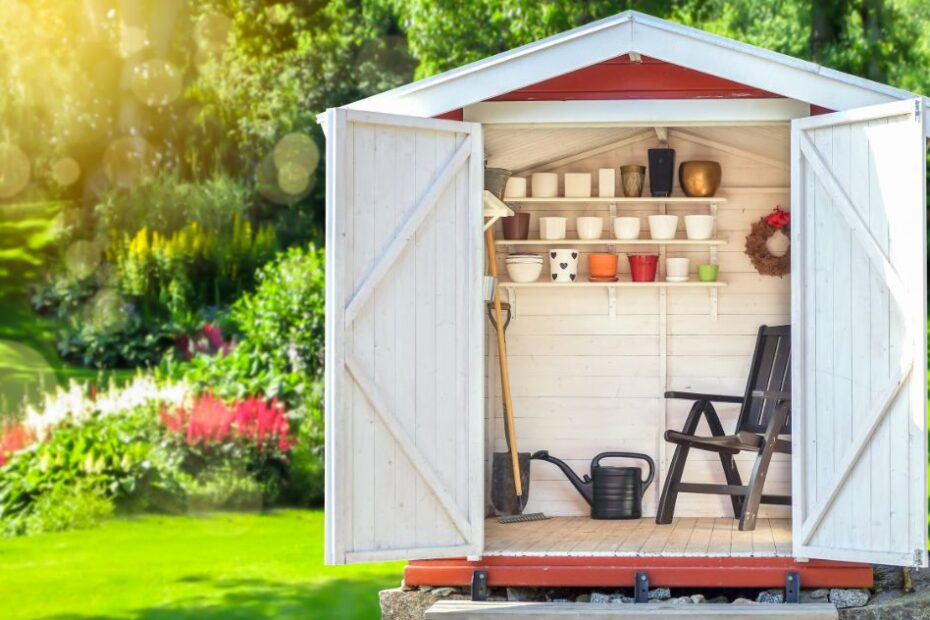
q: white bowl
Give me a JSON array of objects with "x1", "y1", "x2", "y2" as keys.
[
  {"x1": 564, "y1": 173, "x2": 592, "y2": 198},
  {"x1": 539, "y1": 216, "x2": 567, "y2": 240},
  {"x1": 648, "y1": 215, "x2": 679, "y2": 240},
  {"x1": 506, "y1": 257, "x2": 543, "y2": 264},
  {"x1": 576, "y1": 216, "x2": 604, "y2": 240},
  {"x1": 506, "y1": 261, "x2": 543, "y2": 283},
  {"x1": 684, "y1": 215, "x2": 715, "y2": 240},
  {"x1": 613, "y1": 217, "x2": 641, "y2": 240},
  {"x1": 531, "y1": 173, "x2": 559, "y2": 198}
]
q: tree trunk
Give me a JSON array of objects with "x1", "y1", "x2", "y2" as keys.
[
  {"x1": 810, "y1": 0, "x2": 846, "y2": 64},
  {"x1": 859, "y1": 0, "x2": 886, "y2": 82}
]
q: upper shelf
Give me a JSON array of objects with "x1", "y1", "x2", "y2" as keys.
[{"x1": 505, "y1": 196, "x2": 728, "y2": 205}]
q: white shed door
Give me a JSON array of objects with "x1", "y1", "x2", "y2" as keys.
[
  {"x1": 791, "y1": 99, "x2": 927, "y2": 566},
  {"x1": 323, "y1": 109, "x2": 485, "y2": 565}
]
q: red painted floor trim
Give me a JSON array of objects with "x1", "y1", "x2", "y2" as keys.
[{"x1": 405, "y1": 556, "x2": 873, "y2": 589}]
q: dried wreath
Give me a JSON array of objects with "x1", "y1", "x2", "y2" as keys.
[{"x1": 745, "y1": 206, "x2": 791, "y2": 277}]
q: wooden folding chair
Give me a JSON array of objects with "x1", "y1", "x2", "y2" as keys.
[{"x1": 656, "y1": 325, "x2": 791, "y2": 531}]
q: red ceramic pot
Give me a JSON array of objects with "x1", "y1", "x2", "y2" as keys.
[{"x1": 628, "y1": 254, "x2": 659, "y2": 282}]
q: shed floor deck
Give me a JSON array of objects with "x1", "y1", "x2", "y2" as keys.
[{"x1": 484, "y1": 517, "x2": 792, "y2": 557}]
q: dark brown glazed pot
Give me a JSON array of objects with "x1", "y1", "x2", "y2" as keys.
[{"x1": 502, "y1": 212, "x2": 530, "y2": 240}]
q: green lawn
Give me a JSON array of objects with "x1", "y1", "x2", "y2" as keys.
[{"x1": 0, "y1": 510, "x2": 403, "y2": 619}]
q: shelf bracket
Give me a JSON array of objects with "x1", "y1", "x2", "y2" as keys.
[
  {"x1": 608, "y1": 202, "x2": 618, "y2": 218},
  {"x1": 607, "y1": 287, "x2": 617, "y2": 319},
  {"x1": 710, "y1": 288, "x2": 718, "y2": 320}
]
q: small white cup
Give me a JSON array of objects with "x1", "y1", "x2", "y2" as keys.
[
  {"x1": 539, "y1": 216, "x2": 567, "y2": 240},
  {"x1": 648, "y1": 214, "x2": 679, "y2": 240},
  {"x1": 531, "y1": 173, "x2": 559, "y2": 198},
  {"x1": 684, "y1": 214, "x2": 715, "y2": 240},
  {"x1": 613, "y1": 216, "x2": 641, "y2": 240},
  {"x1": 666, "y1": 257, "x2": 690, "y2": 279},
  {"x1": 549, "y1": 248, "x2": 579, "y2": 282},
  {"x1": 576, "y1": 216, "x2": 604, "y2": 240},
  {"x1": 504, "y1": 177, "x2": 527, "y2": 199}
]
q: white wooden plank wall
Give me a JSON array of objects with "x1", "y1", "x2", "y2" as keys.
[
  {"x1": 346, "y1": 121, "x2": 473, "y2": 555},
  {"x1": 485, "y1": 126, "x2": 791, "y2": 519}
]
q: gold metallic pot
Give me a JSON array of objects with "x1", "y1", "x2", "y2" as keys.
[
  {"x1": 620, "y1": 165, "x2": 646, "y2": 198},
  {"x1": 678, "y1": 161, "x2": 722, "y2": 198}
]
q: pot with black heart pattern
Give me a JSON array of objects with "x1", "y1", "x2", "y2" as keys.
[{"x1": 549, "y1": 248, "x2": 579, "y2": 282}]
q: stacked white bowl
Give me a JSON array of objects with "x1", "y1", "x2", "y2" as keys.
[{"x1": 506, "y1": 253, "x2": 544, "y2": 283}]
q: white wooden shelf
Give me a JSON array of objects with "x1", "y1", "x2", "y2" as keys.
[
  {"x1": 496, "y1": 238, "x2": 726, "y2": 247},
  {"x1": 499, "y1": 279, "x2": 726, "y2": 288},
  {"x1": 498, "y1": 278, "x2": 725, "y2": 320},
  {"x1": 505, "y1": 196, "x2": 728, "y2": 205}
]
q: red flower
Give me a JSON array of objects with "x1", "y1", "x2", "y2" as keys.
[
  {"x1": 765, "y1": 206, "x2": 791, "y2": 229},
  {"x1": 0, "y1": 421, "x2": 35, "y2": 466},
  {"x1": 160, "y1": 393, "x2": 293, "y2": 452}
]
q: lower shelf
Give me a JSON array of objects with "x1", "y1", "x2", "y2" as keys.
[{"x1": 499, "y1": 279, "x2": 726, "y2": 288}]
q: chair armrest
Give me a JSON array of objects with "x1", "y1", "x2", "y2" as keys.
[
  {"x1": 751, "y1": 390, "x2": 791, "y2": 401},
  {"x1": 664, "y1": 391, "x2": 744, "y2": 404}
]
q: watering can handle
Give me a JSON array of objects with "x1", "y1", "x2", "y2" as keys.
[{"x1": 592, "y1": 452, "x2": 655, "y2": 490}]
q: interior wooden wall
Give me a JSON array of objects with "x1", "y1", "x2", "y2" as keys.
[{"x1": 484, "y1": 125, "x2": 791, "y2": 520}]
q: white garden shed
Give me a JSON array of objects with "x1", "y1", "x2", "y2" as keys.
[{"x1": 320, "y1": 10, "x2": 929, "y2": 589}]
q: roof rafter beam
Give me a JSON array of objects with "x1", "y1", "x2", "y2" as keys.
[{"x1": 512, "y1": 130, "x2": 655, "y2": 175}]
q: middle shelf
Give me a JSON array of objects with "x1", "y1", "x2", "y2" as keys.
[{"x1": 495, "y1": 238, "x2": 726, "y2": 248}]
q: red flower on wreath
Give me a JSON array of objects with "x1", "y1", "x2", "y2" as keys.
[{"x1": 765, "y1": 206, "x2": 790, "y2": 230}]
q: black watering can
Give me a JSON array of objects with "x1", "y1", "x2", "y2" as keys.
[{"x1": 532, "y1": 451, "x2": 655, "y2": 520}]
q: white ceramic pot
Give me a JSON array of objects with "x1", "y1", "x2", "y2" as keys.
[
  {"x1": 613, "y1": 216, "x2": 641, "y2": 240},
  {"x1": 576, "y1": 216, "x2": 604, "y2": 240},
  {"x1": 648, "y1": 214, "x2": 679, "y2": 240},
  {"x1": 531, "y1": 173, "x2": 559, "y2": 198},
  {"x1": 539, "y1": 216, "x2": 567, "y2": 240},
  {"x1": 666, "y1": 257, "x2": 690, "y2": 280},
  {"x1": 564, "y1": 173, "x2": 592, "y2": 198},
  {"x1": 684, "y1": 214, "x2": 715, "y2": 240},
  {"x1": 507, "y1": 261, "x2": 544, "y2": 283},
  {"x1": 504, "y1": 177, "x2": 527, "y2": 199},
  {"x1": 598, "y1": 168, "x2": 616, "y2": 198},
  {"x1": 549, "y1": 248, "x2": 579, "y2": 282}
]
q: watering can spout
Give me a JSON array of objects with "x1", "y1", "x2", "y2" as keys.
[{"x1": 531, "y1": 450, "x2": 593, "y2": 506}]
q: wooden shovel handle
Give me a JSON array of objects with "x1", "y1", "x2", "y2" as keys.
[{"x1": 484, "y1": 225, "x2": 523, "y2": 497}]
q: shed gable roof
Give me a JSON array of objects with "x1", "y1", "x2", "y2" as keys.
[{"x1": 344, "y1": 11, "x2": 929, "y2": 129}]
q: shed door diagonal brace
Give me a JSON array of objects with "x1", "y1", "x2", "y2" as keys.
[
  {"x1": 796, "y1": 132, "x2": 915, "y2": 546},
  {"x1": 344, "y1": 135, "x2": 473, "y2": 325},
  {"x1": 345, "y1": 352, "x2": 472, "y2": 540}
]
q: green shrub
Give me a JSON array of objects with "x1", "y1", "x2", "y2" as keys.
[
  {"x1": 184, "y1": 465, "x2": 264, "y2": 513},
  {"x1": 0, "y1": 406, "x2": 186, "y2": 536},
  {"x1": 163, "y1": 244, "x2": 326, "y2": 504},
  {"x1": 33, "y1": 174, "x2": 279, "y2": 369},
  {"x1": 22, "y1": 481, "x2": 114, "y2": 535}
]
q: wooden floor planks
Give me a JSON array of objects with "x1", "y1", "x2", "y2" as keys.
[{"x1": 484, "y1": 517, "x2": 792, "y2": 557}]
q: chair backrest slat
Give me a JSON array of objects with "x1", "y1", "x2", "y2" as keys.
[{"x1": 737, "y1": 325, "x2": 791, "y2": 434}]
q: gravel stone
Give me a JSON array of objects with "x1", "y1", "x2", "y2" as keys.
[
  {"x1": 690, "y1": 594, "x2": 706, "y2": 604},
  {"x1": 732, "y1": 597, "x2": 757, "y2": 605},
  {"x1": 648, "y1": 587, "x2": 672, "y2": 601},
  {"x1": 830, "y1": 588, "x2": 870, "y2": 609},
  {"x1": 757, "y1": 589, "x2": 785, "y2": 604}
]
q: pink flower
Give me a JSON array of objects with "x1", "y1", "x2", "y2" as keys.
[{"x1": 160, "y1": 393, "x2": 293, "y2": 452}]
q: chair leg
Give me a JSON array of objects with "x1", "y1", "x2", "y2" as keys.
[
  {"x1": 738, "y1": 402, "x2": 789, "y2": 531},
  {"x1": 718, "y1": 452, "x2": 744, "y2": 517},
  {"x1": 702, "y1": 403, "x2": 745, "y2": 517},
  {"x1": 656, "y1": 443, "x2": 689, "y2": 524}
]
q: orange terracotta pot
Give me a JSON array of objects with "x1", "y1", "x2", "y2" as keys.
[{"x1": 588, "y1": 253, "x2": 619, "y2": 278}]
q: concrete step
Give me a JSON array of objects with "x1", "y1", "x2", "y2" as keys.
[{"x1": 425, "y1": 601, "x2": 838, "y2": 619}]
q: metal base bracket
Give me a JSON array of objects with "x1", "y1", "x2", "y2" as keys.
[
  {"x1": 786, "y1": 570, "x2": 800, "y2": 603},
  {"x1": 471, "y1": 570, "x2": 489, "y2": 601},
  {"x1": 634, "y1": 571, "x2": 649, "y2": 603}
]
